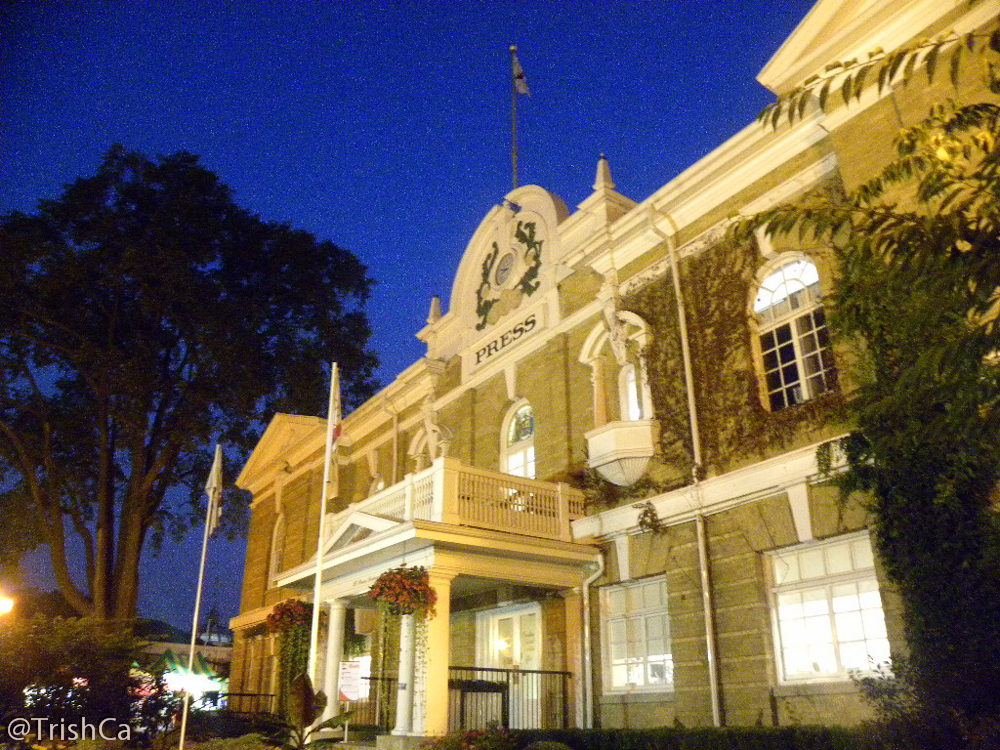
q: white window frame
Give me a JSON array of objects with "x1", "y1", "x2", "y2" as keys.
[
  {"x1": 501, "y1": 400, "x2": 535, "y2": 478},
  {"x1": 768, "y1": 532, "x2": 891, "y2": 684},
  {"x1": 753, "y1": 254, "x2": 837, "y2": 411},
  {"x1": 600, "y1": 575, "x2": 673, "y2": 694}
]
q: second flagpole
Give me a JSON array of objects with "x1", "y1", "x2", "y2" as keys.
[
  {"x1": 510, "y1": 45, "x2": 519, "y2": 190},
  {"x1": 308, "y1": 363, "x2": 340, "y2": 688}
]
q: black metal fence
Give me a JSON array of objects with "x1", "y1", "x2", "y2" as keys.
[
  {"x1": 348, "y1": 676, "x2": 397, "y2": 730},
  {"x1": 227, "y1": 668, "x2": 571, "y2": 733},
  {"x1": 447, "y1": 666, "x2": 571, "y2": 732}
]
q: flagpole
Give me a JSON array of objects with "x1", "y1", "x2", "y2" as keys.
[
  {"x1": 178, "y1": 444, "x2": 222, "y2": 750},
  {"x1": 308, "y1": 363, "x2": 340, "y2": 683},
  {"x1": 510, "y1": 45, "x2": 519, "y2": 191}
]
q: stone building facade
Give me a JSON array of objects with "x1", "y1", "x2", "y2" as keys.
[{"x1": 229, "y1": 0, "x2": 999, "y2": 738}]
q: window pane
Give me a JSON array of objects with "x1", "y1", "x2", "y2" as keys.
[
  {"x1": 648, "y1": 662, "x2": 669, "y2": 684},
  {"x1": 839, "y1": 641, "x2": 869, "y2": 670},
  {"x1": 808, "y1": 643, "x2": 837, "y2": 673},
  {"x1": 835, "y1": 611, "x2": 865, "y2": 641},
  {"x1": 802, "y1": 590, "x2": 829, "y2": 617},
  {"x1": 831, "y1": 582, "x2": 859, "y2": 612},
  {"x1": 777, "y1": 591, "x2": 803, "y2": 619},
  {"x1": 608, "y1": 589, "x2": 626, "y2": 614},
  {"x1": 852, "y1": 541, "x2": 875, "y2": 570},
  {"x1": 643, "y1": 581, "x2": 662, "y2": 609},
  {"x1": 611, "y1": 664, "x2": 629, "y2": 687},
  {"x1": 862, "y1": 608, "x2": 888, "y2": 639},
  {"x1": 783, "y1": 646, "x2": 812, "y2": 676},
  {"x1": 780, "y1": 618, "x2": 807, "y2": 647},
  {"x1": 770, "y1": 536, "x2": 888, "y2": 682},
  {"x1": 603, "y1": 578, "x2": 671, "y2": 692},
  {"x1": 773, "y1": 553, "x2": 800, "y2": 584},
  {"x1": 800, "y1": 549, "x2": 825, "y2": 579},
  {"x1": 868, "y1": 638, "x2": 891, "y2": 666},
  {"x1": 826, "y1": 544, "x2": 853, "y2": 575}
]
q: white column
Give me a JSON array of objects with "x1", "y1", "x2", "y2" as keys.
[
  {"x1": 392, "y1": 613, "x2": 417, "y2": 735},
  {"x1": 322, "y1": 601, "x2": 347, "y2": 720}
]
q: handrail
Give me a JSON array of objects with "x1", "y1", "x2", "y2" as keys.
[{"x1": 322, "y1": 457, "x2": 585, "y2": 545}]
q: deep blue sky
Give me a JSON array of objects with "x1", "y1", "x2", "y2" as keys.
[{"x1": 1, "y1": 0, "x2": 817, "y2": 629}]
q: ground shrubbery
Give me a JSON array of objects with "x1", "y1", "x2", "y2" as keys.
[
  {"x1": 0, "y1": 616, "x2": 171, "y2": 735},
  {"x1": 426, "y1": 725, "x2": 880, "y2": 750}
]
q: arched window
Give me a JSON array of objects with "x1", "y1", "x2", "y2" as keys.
[
  {"x1": 502, "y1": 401, "x2": 535, "y2": 478},
  {"x1": 406, "y1": 429, "x2": 430, "y2": 473},
  {"x1": 580, "y1": 311, "x2": 655, "y2": 427},
  {"x1": 754, "y1": 256, "x2": 837, "y2": 411},
  {"x1": 618, "y1": 363, "x2": 644, "y2": 421},
  {"x1": 268, "y1": 514, "x2": 286, "y2": 584}
]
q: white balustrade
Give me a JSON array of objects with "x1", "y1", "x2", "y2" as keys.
[{"x1": 322, "y1": 457, "x2": 585, "y2": 546}]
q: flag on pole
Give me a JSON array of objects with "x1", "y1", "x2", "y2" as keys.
[
  {"x1": 179, "y1": 444, "x2": 223, "y2": 750},
  {"x1": 205, "y1": 443, "x2": 223, "y2": 535},
  {"x1": 308, "y1": 362, "x2": 343, "y2": 687},
  {"x1": 512, "y1": 50, "x2": 530, "y2": 95}
]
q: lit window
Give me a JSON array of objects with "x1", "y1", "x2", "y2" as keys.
[
  {"x1": 601, "y1": 576, "x2": 673, "y2": 692},
  {"x1": 503, "y1": 402, "x2": 535, "y2": 478},
  {"x1": 770, "y1": 534, "x2": 890, "y2": 682},
  {"x1": 619, "y1": 364, "x2": 643, "y2": 421},
  {"x1": 754, "y1": 257, "x2": 837, "y2": 411}
]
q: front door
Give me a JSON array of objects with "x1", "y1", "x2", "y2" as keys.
[{"x1": 478, "y1": 603, "x2": 541, "y2": 727}]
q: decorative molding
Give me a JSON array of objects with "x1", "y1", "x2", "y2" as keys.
[{"x1": 618, "y1": 221, "x2": 729, "y2": 297}]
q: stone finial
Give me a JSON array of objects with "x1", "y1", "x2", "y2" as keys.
[
  {"x1": 593, "y1": 154, "x2": 616, "y2": 192},
  {"x1": 427, "y1": 295, "x2": 442, "y2": 324}
]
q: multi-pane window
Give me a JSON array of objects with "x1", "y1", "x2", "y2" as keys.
[
  {"x1": 755, "y1": 258, "x2": 837, "y2": 411},
  {"x1": 504, "y1": 403, "x2": 535, "y2": 478},
  {"x1": 602, "y1": 576, "x2": 673, "y2": 692},
  {"x1": 770, "y1": 534, "x2": 890, "y2": 681}
]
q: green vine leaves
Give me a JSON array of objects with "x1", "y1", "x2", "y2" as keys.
[{"x1": 761, "y1": 22, "x2": 1000, "y2": 128}]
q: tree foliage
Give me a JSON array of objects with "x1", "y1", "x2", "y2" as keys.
[
  {"x1": 760, "y1": 20, "x2": 1000, "y2": 128},
  {"x1": 0, "y1": 615, "x2": 149, "y2": 724},
  {"x1": 0, "y1": 145, "x2": 379, "y2": 620},
  {"x1": 734, "y1": 40, "x2": 1000, "y2": 738}
]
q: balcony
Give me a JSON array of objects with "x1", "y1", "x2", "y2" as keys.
[
  {"x1": 584, "y1": 419, "x2": 660, "y2": 486},
  {"x1": 323, "y1": 456, "x2": 587, "y2": 549}
]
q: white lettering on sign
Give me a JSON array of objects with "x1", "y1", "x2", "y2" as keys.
[
  {"x1": 339, "y1": 660, "x2": 362, "y2": 701},
  {"x1": 473, "y1": 313, "x2": 538, "y2": 366}
]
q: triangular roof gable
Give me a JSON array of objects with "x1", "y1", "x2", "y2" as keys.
[
  {"x1": 758, "y1": 0, "x2": 962, "y2": 95},
  {"x1": 236, "y1": 413, "x2": 326, "y2": 495},
  {"x1": 317, "y1": 510, "x2": 401, "y2": 558}
]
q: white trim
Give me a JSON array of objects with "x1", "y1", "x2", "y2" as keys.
[
  {"x1": 572, "y1": 437, "x2": 848, "y2": 540},
  {"x1": 766, "y1": 531, "x2": 889, "y2": 684}
]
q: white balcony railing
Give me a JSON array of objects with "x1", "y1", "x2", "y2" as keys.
[{"x1": 324, "y1": 456, "x2": 586, "y2": 546}]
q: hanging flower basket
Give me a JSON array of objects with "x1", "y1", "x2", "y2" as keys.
[
  {"x1": 367, "y1": 565, "x2": 437, "y2": 618},
  {"x1": 266, "y1": 598, "x2": 325, "y2": 634}
]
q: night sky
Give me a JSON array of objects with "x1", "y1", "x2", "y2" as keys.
[{"x1": 1, "y1": 0, "x2": 817, "y2": 629}]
